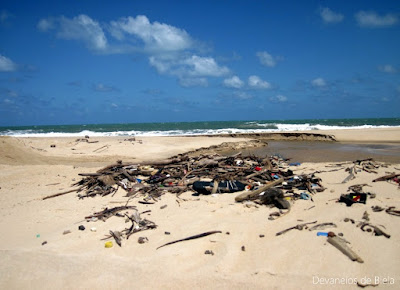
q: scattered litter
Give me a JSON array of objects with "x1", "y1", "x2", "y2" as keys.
[
  {"x1": 78, "y1": 225, "x2": 85, "y2": 231},
  {"x1": 105, "y1": 241, "x2": 113, "y2": 248},
  {"x1": 63, "y1": 230, "x2": 71, "y2": 235},
  {"x1": 339, "y1": 193, "x2": 367, "y2": 207},
  {"x1": 138, "y1": 237, "x2": 149, "y2": 244},
  {"x1": 317, "y1": 232, "x2": 328, "y2": 237},
  {"x1": 300, "y1": 192, "x2": 310, "y2": 200}
]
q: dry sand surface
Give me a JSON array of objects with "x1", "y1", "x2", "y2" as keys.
[{"x1": 0, "y1": 129, "x2": 400, "y2": 289}]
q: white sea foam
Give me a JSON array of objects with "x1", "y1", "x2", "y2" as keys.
[{"x1": 1, "y1": 124, "x2": 398, "y2": 137}]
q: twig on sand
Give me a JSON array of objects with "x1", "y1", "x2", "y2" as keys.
[{"x1": 157, "y1": 230, "x2": 222, "y2": 250}]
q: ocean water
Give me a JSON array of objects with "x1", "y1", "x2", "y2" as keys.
[{"x1": 0, "y1": 118, "x2": 399, "y2": 137}]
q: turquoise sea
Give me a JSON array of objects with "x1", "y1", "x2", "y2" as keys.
[{"x1": 0, "y1": 118, "x2": 399, "y2": 137}]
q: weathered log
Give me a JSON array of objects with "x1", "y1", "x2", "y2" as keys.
[
  {"x1": 327, "y1": 235, "x2": 364, "y2": 263},
  {"x1": 373, "y1": 173, "x2": 400, "y2": 182}
]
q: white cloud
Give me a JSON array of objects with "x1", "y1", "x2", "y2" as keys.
[
  {"x1": 311, "y1": 77, "x2": 326, "y2": 87},
  {"x1": 37, "y1": 18, "x2": 54, "y2": 31},
  {"x1": 150, "y1": 54, "x2": 229, "y2": 78},
  {"x1": 38, "y1": 15, "x2": 107, "y2": 51},
  {"x1": 355, "y1": 11, "x2": 398, "y2": 27},
  {"x1": 0, "y1": 54, "x2": 17, "y2": 72},
  {"x1": 320, "y1": 7, "x2": 344, "y2": 23},
  {"x1": 234, "y1": 91, "x2": 252, "y2": 100},
  {"x1": 269, "y1": 95, "x2": 287, "y2": 102},
  {"x1": 183, "y1": 55, "x2": 229, "y2": 77},
  {"x1": 59, "y1": 15, "x2": 107, "y2": 50},
  {"x1": 109, "y1": 15, "x2": 192, "y2": 52},
  {"x1": 256, "y1": 51, "x2": 277, "y2": 67},
  {"x1": 179, "y1": 77, "x2": 208, "y2": 87},
  {"x1": 223, "y1": 76, "x2": 244, "y2": 88},
  {"x1": 379, "y1": 64, "x2": 397, "y2": 73},
  {"x1": 248, "y1": 75, "x2": 271, "y2": 89},
  {"x1": 93, "y1": 83, "x2": 117, "y2": 92}
]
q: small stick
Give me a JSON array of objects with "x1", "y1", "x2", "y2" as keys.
[
  {"x1": 157, "y1": 230, "x2": 222, "y2": 250},
  {"x1": 42, "y1": 186, "x2": 83, "y2": 200},
  {"x1": 276, "y1": 221, "x2": 317, "y2": 236}
]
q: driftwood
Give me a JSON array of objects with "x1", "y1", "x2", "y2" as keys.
[
  {"x1": 85, "y1": 205, "x2": 136, "y2": 221},
  {"x1": 42, "y1": 186, "x2": 84, "y2": 200},
  {"x1": 373, "y1": 173, "x2": 400, "y2": 182},
  {"x1": 235, "y1": 178, "x2": 284, "y2": 202},
  {"x1": 276, "y1": 220, "x2": 317, "y2": 236},
  {"x1": 360, "y1": 222, "x2": 390, "y2": 238},
  {"x1": 327, "y1": 234, "x2": 364, "y2": 263},
  {"x1": 308, "y1": 222, "x2": 337, "y2": 231},
  {"x1": 386, "y1": 206, "x2": 400, "y2": 217},
  {"x1": 157, "y1": 230, "x2": 222, "y2": 250}
]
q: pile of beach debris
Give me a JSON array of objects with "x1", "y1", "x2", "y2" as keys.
[
  {"x1": 44, "y1": 152, "x2": 324, "y2": 206},
  {"x1": 42, "y1": 152, "x2": 328, "y2": 247}
]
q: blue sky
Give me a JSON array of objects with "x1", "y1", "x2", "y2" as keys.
[{"x1": 0, "y1": 0, "x2": 399, "y2": 126}]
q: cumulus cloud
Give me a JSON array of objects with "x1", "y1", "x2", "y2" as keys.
[
  {"x1": 223, "y1": 76, "x2": 244, "y2": 88},
  {"x1": 109, "y1": 15, "x2": 193, "y2": 52},
  {"x1": 38, "y1": 13, "x2": 230, "y2": 87},
  {"x1": 248, "y1": 75, "x2": 271, "y2": 89},
  {"x1": 269, "y1": 95, "x2": 287, "y2": 103},
  {"x1": 320, "y1": 7, "x2": 344, "y2": 23},
  {"x1": 59, "y1": 15, "x2": 107, "y2": 50},
  {"x1": 38, "y1": 14, "x2": 107, "y2": 51},
  {"x1": 0, "y1": 54, "x2": 17, "y2": 72},
  {"x1": 256, "y1": 51, "x2": 278, "y2": 67},
  {"x1": 379, "y1": 64, "x2": 397, "y2": 73},
  {"x1": 355, "y1": 11, "x2": 398, "y2": 27},
  {"x1": 150, "y1": 54, "x2": 229, "y2": 79},
  {"x1": 311, "y1": 77, "x2": 326, "y2": 87},
  {"x1": 183, "y1": 55, "x2": 229, "y2": 76}
]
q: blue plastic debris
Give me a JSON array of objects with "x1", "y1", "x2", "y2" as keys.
[
  {"x1": 289, "y1": 162, "x2": 301, "y2": 166},
  {"x1": 300, "y1": 192, "x2": 310, "y2": 200}
]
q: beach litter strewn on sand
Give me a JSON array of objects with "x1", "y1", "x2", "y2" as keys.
[{"x1": 40, "y1": 149, "x2": 400, "y2": 259}]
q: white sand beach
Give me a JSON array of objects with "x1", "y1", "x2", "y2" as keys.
[{"x1": 0, "y1": 128, "x2": 399, "y2": 289}]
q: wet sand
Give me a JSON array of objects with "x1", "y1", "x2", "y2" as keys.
[{"x1": 244, "y1": 141, "x2": 400, "y2": 163}]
